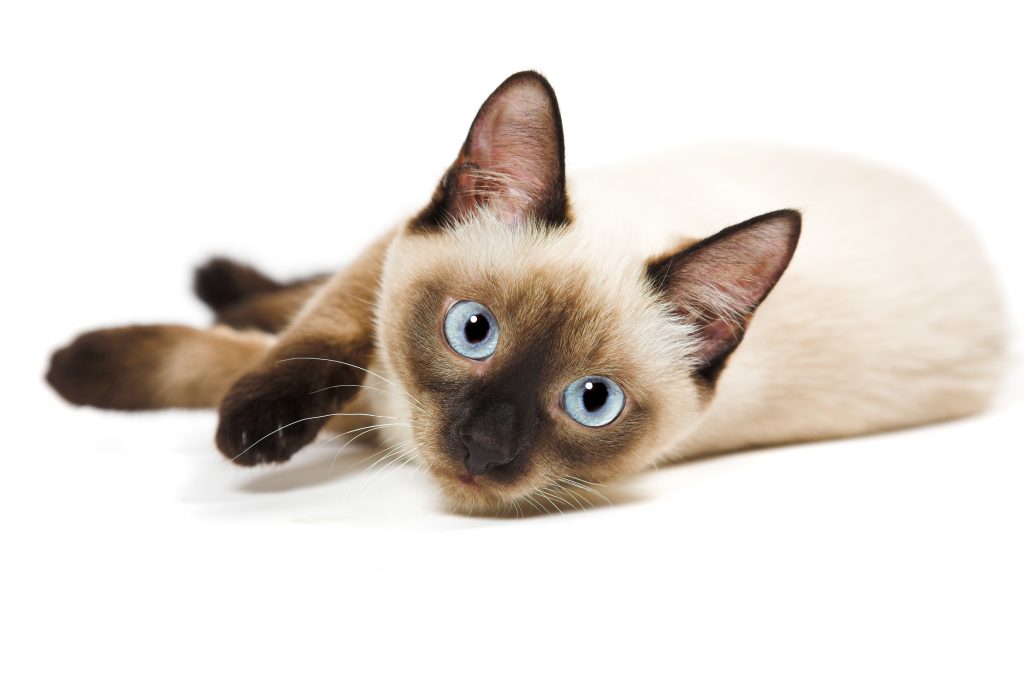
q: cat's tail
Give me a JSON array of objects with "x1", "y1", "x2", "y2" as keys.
[
  {"x1": 46, "y1": 325, "x2": 273, "y2": 410},
  {"x1": 193, "y1": 257, "x2": 326, "y2": 334}
]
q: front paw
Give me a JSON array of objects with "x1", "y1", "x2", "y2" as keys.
[{"x1": 215, "y1": 360, "x2": 364, "y2": 466}]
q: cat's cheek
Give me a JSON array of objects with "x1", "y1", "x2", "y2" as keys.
[
  {"x1": 434, "y1": 347, "x2": 494, "y2": 377},
  {"x1": 469, "y1": 358, "x2": 493, "y2": 378}
]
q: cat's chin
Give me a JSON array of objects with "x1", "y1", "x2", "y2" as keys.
[{"x1": 424, "y1": 461, "x2": 536, "y2": 517}]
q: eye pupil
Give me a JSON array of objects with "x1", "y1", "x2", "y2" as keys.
[
  {"x1": 444, "y1": 301, "x2": 499, "y2": 360},
  {"x1": 582, "y1": 381, "x2": 608, "y2": 412},
  {"x1": 464, "y1": 313, "x2": 490, "y2": 343},
  {"x1": 563, "y1": 375, "x2": 624, "y2": 427}
]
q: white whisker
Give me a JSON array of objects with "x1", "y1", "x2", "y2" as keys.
[
  {"x1": 543, "y1": 485, "x2": 578, "y2": 511},
  {"x1": 347, "y1": 441, "x2": 417, "y2": 502},
  {"x1": 277, "y1": 356, "x2": 423, "y2": 407},
  {"x1": 308, "y1": 384, "x2": 426, "y2": 414},
  {"x1": 517, "y1": 492, "x2": 543, "y2": 515},
  {"x1": 322, "y1": 423, "x2": 408, "y2": 474},
  {"x1": 351, "y1": 446, "x2": 419, "y2": 505},
  {"x1": 231, "y1": 411, "x2": 405, "y2": 461},
  {"x1": 559, "y1": 477, "x2": 611, "y2": 505},
  {"x1": 535, "y1": 488, "x2": 564, "y2": 515},
  {"x1": 558, "y1": 482, "x2": 592, "y2": 510}
]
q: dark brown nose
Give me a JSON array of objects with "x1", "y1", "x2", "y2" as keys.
[{"x1": 460, "y1": 429, "x2": 517, "y2": 474}]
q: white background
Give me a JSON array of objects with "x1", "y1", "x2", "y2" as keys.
[{"x1": 1, "y1": 1, "x2": 1021, "y2": 681}]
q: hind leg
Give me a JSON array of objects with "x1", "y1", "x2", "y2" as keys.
[
  {"x1": 193, "y1": 257, "x2": 326, "y2": 334},
  {"x1": 47, "y1": 325, "x2": 273, "y2": 410}
]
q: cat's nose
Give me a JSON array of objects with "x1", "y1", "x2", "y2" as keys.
[{"x1": 460, "y1": 430, "x2": 517, "y2": 475}]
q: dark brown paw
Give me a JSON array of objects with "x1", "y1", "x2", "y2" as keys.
[
  {"x1": 215, "y1": 357, "x2": 365, "y2": 466},
  {"x1": 46, "y1": 326, "x2": 177, "y2": 410}
]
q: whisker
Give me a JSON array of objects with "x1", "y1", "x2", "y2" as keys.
[
  {"x1": 308, "y1": 383, "x2": 426, "y2": 414},
  {"x1": 559, "y1": 477, "x2": 611, "y2": 505},
  {"x1": 347, "y1": 439, "x2": 415, "y2": 493},
  {"x1": 328, "y1": 421, "x2": 409, "y2": 441},
  {"x1": 543, "y1": 485, "x2": 579, "y2": 511},
  {"x1": 277, "y1": 357, "x2": 424, "y2": 407},
  {"x1": 350, "y1": 446, "x2": 419, "y2": 505},
  {"x1": 323, "y1": 423, "x2": 408, "y2": 474},
  {"x1": 368, "y1": 448, "x2": 420, "y2": 491},
  {"x1": 354, "y1": 439, "x2": 413, "y2": 470},
  {"x1": 401, "y1": 456, "x2": 427, "y2": 490},
  {"x1": 521, "y1": 494, "x2": 544, "y2": 515},
  {"x1": 540, "y1": 475, "x2": 580, "y2": 511},
  {"x1": 230, "y1": 412, "x2": 405, "y2": 461},
  {"x1": 550, "y1": 481, "x2": 583, "y2": 510},
  {"x1": 320, "y1": 422, "x2": 409, "y2": 450},
  {"x1": 563, "y1": 475, "x2": 606, "y2": 488},
  {"x1": 558, "y1": 482, "x2": 593, "y2": 510},
  {"x1": 534, "y1": 488, "x2": 564, "y2": 515}
]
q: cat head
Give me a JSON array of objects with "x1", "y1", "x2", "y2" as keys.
[{"x1": 377, "y1": 71, "x2": 800, "y2": 514}]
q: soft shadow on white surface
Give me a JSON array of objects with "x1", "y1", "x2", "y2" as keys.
[{"x1": 177, "y1": 426, "x2": 650, "y2": 526}]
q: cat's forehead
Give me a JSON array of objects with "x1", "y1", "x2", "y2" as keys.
[
  {"x1": 381, "y1": 214, "x2": 697, "y2": 379},
  {"x1": 394, "y1": 214, "x2": 643, "y2": 303}
]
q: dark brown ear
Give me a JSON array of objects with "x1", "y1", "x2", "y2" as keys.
[
  {"x1": 647, "y1": 209, "x2": 801, "y2": 384},
  {"x1": 413, "y1": 71, "x2": 570, "y2": 230}
]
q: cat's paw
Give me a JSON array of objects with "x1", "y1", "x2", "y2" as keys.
[
  {"x1": 46, "y1": 326, "x2": 175, "y2": 410},
  {"x1": 215, "y1": 359, "x2": 364, "y2": 466}
]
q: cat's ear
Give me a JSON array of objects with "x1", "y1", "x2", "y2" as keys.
[
  {"x1": 647, "y1": 209, "x2": 801, "y2": 384},
  {"x1": 413, "y1": 71, "x2": 570, "y2": 230}
]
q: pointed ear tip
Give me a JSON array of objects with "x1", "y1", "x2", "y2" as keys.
[
  {"x1": 506, "y1": 69, "x2": 550, "y2": 83},
  {"x1": 761, "y1": 208, "x2": 802, "y2": 244},
  {"x1": 767, "y1": 208, "x2": 801, "y2": 227},
  {"x1": 499, "y1": 70, "x2": 556, "y2": 95}
]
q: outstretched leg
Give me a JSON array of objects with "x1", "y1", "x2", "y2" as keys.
[
  {"x1": 47, "y1": 325, "x2": 273, "y2": 410},
  {"x1": 214, "y1": 230, "x2": 395, "y2": 466},
  {"x1": 193, "y1": 257, "x2": 327, "y2": 334}
]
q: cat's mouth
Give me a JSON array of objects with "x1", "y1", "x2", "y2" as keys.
[
  {"x1": 412, "y1": 430, "x2": 552, "y2": 513},
  {"x1": 435, "y1": 457, "x2": 508, "y2": 490},
  {"x1": 420, "y1": 451, "x2": 533, "y2": 513}
]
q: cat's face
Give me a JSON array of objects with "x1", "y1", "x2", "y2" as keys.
[
  {"x1": 378, "y1": 218, "x2": 702, "y2": 513},
  {"x1": 376, "y1": 72, "x2": 799, "y2": 513}
]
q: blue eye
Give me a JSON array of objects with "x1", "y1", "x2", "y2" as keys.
[
  {"x1": 562, "y1": 376, "x2": 625, "y2": 427},
  {"x1": 443, "y1": 300, "x2": 499, "y2": 360}
]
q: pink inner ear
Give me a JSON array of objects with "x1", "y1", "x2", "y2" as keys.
[
  {"x1": 692, "y1": 317, "x2": 739, "y2": 367},
  {"x1": 652, "y1": 210, "x2": 801, "y2": 374},
  {"x1": 450, "y1": 76, "x2": 562, "y2": 222}
]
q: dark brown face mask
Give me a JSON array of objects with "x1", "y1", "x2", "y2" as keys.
[{"x1": 446, "y1": 346, "x2": 551, "y2": 478}]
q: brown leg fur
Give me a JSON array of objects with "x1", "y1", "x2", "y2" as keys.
[
  {"x1": 46, "y1": 237, "x2": 393, "y2": 465},
  {"x1": 213, "y1": 282, "x2": 324, "y2": 334},
  {"x1": 194, "y1": 257, "x2": 326, "y2": 334},
  {"x1": 214, "y1": 230, "x2": 396, "y2": 466},
  {"x1": 47, "y1": 325, "x2": 273, "y2": 410}
]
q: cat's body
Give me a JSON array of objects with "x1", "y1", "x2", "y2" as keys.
[
  {"x1": 568, "y1": 142, "x2": 1005, "y2": 460},
  {"x1": 47, "y1": 72, "x2": 1005, "y2": 513},
  {"x1": 355, "y1": 142, "x2": 1004, "y2": 468}
]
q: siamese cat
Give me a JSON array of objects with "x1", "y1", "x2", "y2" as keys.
[{"x1": 47, "y1": 71, "x2": 1006, "y2": 514}]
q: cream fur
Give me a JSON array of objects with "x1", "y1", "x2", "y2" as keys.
[{"x1": 369, "y1": 142, "x2": 1006, "y2": 472}]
